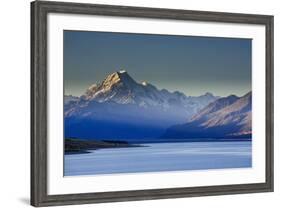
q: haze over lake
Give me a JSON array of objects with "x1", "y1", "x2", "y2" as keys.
[{"x1": 64, "y1": 141, "x2": 252, "y2": 176}]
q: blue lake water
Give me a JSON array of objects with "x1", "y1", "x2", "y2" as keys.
[{"x1": 64, "y1": 141, "x2": 252, "y2": 176}]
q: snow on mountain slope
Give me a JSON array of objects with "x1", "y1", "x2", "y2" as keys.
[
  {"x1": 64, "y1": 95, "x2": 79, "y2": 105},
  {"x1": 162, "y1": 92, "x2": 252, "y2": 139},
  {"x1": 64, "y1": 70, "x2": 219, "y2": 141},
  {"x1": 74, "y1": 70, "x2": 218, "y2": 117},
  {"x1": 199, "y1": 91, "x2": 251, "y2": 129}
]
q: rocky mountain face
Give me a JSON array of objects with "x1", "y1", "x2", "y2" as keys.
[
  {"x1": 75, "y1": 70, "x2": 218, "y2": 116},
  {"x1": 162, "y1": 92, "x2": 252, "y2": 140},
  {"x1": 64, "y1": 70, "x2": 219, "y2": 142}
]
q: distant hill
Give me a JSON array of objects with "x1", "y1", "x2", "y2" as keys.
[
  {"x1": 64, "y1": 95, "x2": 79, "y2": 105},
  {"x1": 162, "y1": 92, "x2": 252, "y2": 140}
]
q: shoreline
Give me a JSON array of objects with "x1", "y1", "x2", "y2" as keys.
[
  {"x1": 64, "y1": 138, "x2": 251, "y2": 155},
  {"x1": 65, "y1": 138, "x2": 146, "y2": 154}
]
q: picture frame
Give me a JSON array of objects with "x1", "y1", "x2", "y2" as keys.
[{"x1": 31, "y1": 0, "x2": 274, "y2": 207}]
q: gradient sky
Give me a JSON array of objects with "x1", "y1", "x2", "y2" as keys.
[{"x1": 64, "y1": 30, "x2": 251, "y2": 97}]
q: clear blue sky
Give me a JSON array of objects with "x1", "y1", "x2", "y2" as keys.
[{"x1": 64, "y1": 30, "x2": 251, "y2": 97}]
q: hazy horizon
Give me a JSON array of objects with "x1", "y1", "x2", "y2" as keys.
[
  {"x1": 64, "y1": 69, "x2": 252, "y2": 98},
  {"x1": 64, "y1": 30, "x2": 252, "y2": 97}
]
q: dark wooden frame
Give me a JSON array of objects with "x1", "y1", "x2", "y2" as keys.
[{"x1": 31, "y1": 0, "x2": 274, "y2": 207}]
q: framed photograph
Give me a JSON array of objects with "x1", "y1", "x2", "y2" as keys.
[{"x1": 31, "y1": 0, "x2": 274, "y2": 207}]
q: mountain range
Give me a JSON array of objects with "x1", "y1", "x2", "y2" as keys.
[
  {"x1": 66, "y1": 70, "x2": 218, "y2": 117},
  {"x1": 162, "y1": 92, "x2": 252, "y2": 140},
  {"x1": 64, "y1": 70, "x2": 251, "y2": 142}
]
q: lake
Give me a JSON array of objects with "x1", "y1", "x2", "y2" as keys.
[{"x1": 64, "y1": 141, "x2": 252, "y2": 176}]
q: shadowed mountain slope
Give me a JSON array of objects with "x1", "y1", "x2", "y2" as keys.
[
  {"x1": 162, "y1": 92, "x2": 252, "y2": 140},
  {"x1": 64, "y1": 70, "x2": 219, "y2": 142}
]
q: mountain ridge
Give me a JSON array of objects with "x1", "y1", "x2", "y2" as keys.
[
  {"x1": 162, "y1": 91, "x2": 252, "y2": 140},
  {"x1": 66, "y1": 70, "x2": 219, "y2": 117},
  {"x1": 64, "y1": 70, "x2": 220, "y2": 141}
]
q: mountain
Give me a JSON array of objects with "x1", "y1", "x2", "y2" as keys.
[
  {"x1": 64, "y1": 95, "x2": 79, "y2": 105},
  {"x1": 64, "y1": 70, "x2": 218, "y2": 142},
  {"x1": 79, "y1": 70, "x2": 218, "y2": 117},
  {"x1": 162, "y1": 91, "x2": 252, "y2": 140}
]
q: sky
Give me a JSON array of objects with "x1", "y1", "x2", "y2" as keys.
[{"x1": 64, "y1": 30, "x2": 251, "y2": 97}]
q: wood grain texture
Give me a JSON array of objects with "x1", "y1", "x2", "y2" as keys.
[{"x1": 30, "y1": 0, "x2": 274, "y2": 206}]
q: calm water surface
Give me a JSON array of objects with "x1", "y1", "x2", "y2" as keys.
[{"x1": 64, "y1": 141, "x2": 252, "y2": 176}]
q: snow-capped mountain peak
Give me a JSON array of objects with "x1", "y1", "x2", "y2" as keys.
[
  {"x1": 141, "y1": 81, "x2": 148, "y2": 86},
  {"x1": 84, "y1": 71, "x2": 138, "y2": 100},
  {"x1": 119, "y1": 70, "x2": 127, "y2": 73},
  {"x1": 102, "y1": 70, "x2": 136, "y2": 88},
  {"x1": 64, "y1": 70, "x2": 224, "y2": 140},
  {"x1": 69, "y1": 70, "x2": 218, "y2": 119}
]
